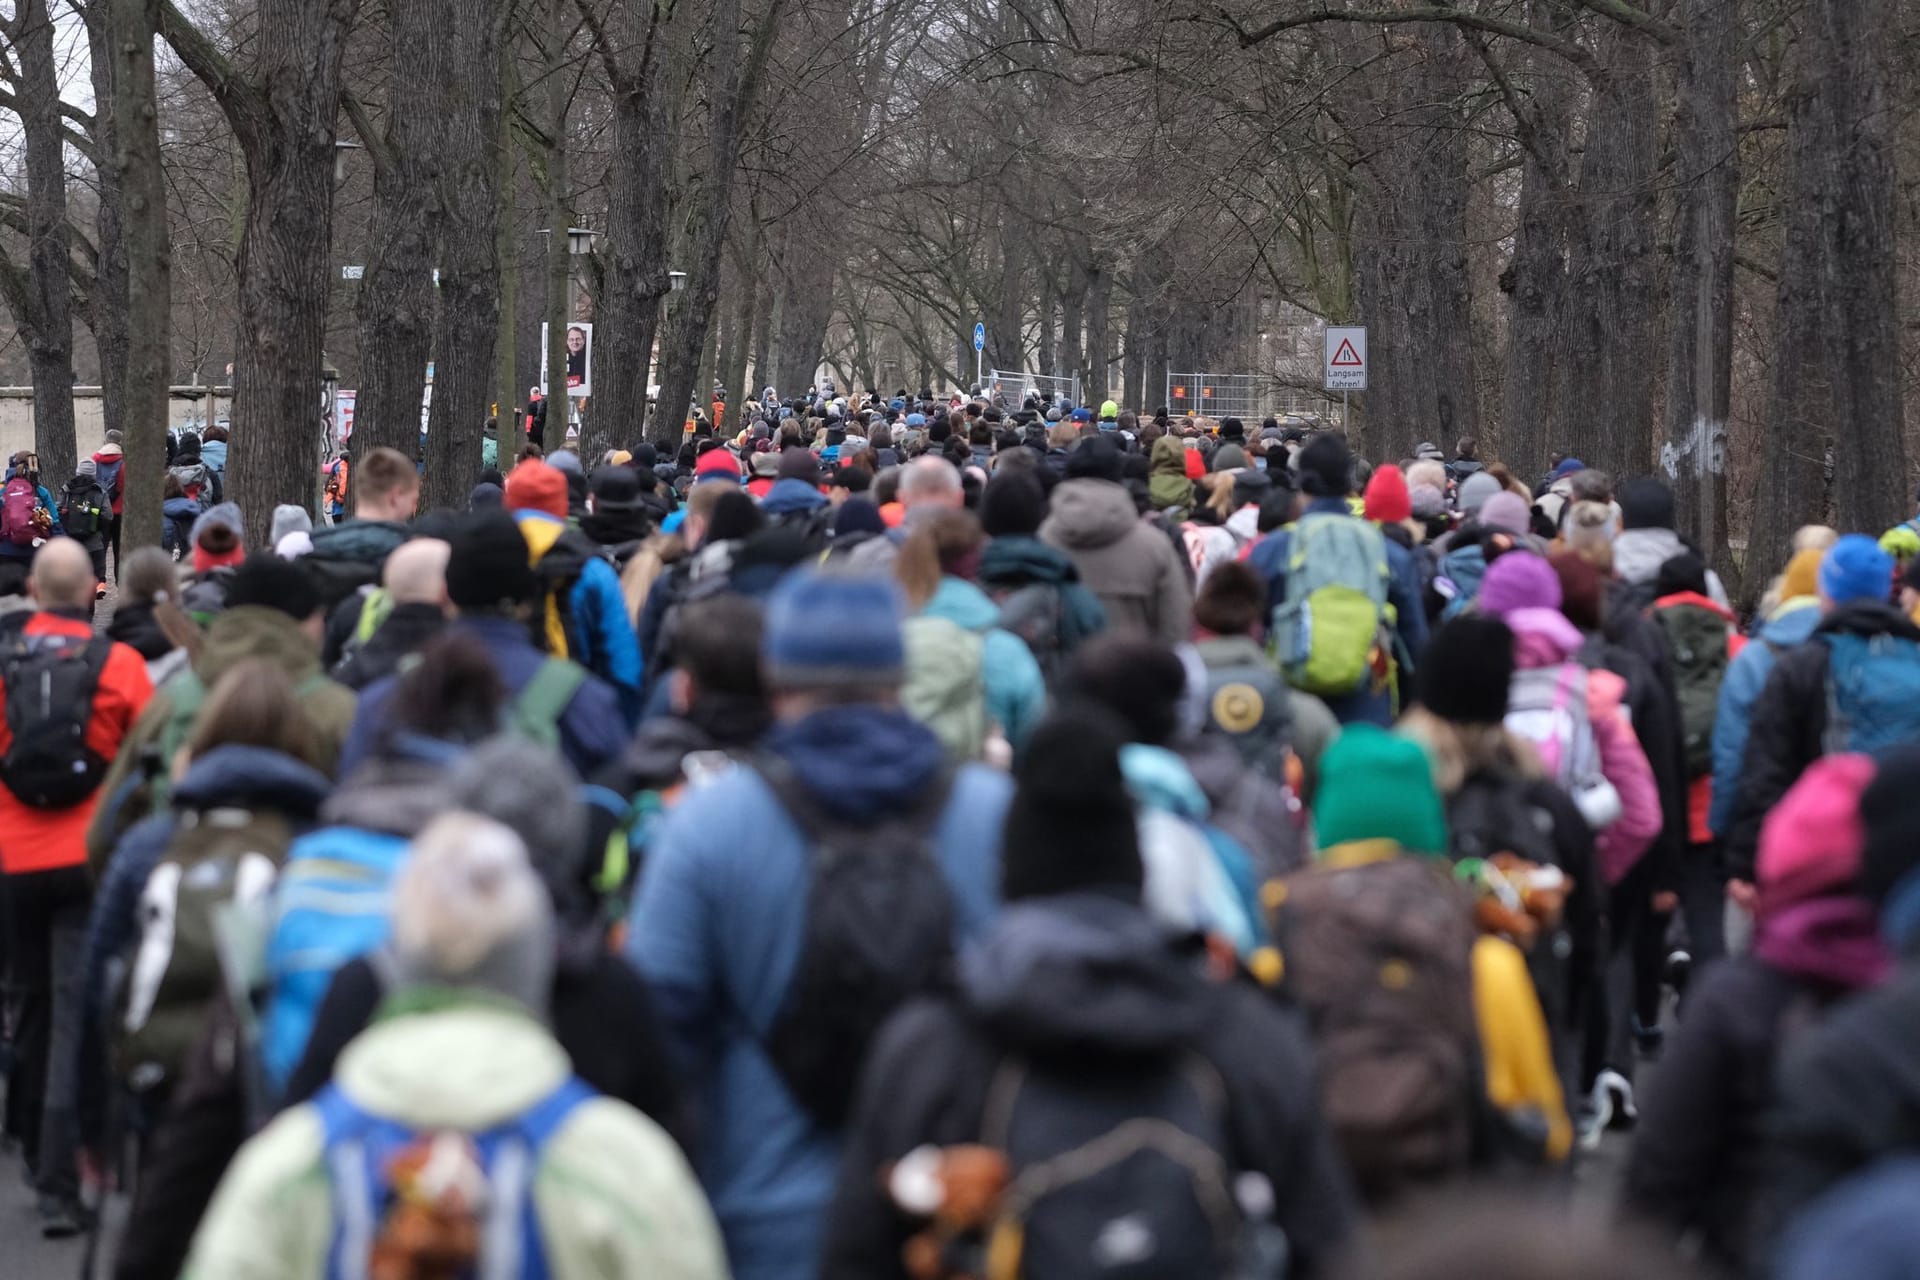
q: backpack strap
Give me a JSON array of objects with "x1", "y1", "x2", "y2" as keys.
[
  {"x1": 508, "y1": 658, "x2": 587, "y2": 745},
  {"x1": 754, "y1": 753, "x2": 956, "y2": 853}
]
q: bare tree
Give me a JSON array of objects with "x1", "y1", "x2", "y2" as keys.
[{"x1": 107, "y1": 0, "x2": 168, "y2": 554}]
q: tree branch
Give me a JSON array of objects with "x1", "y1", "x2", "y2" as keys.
[
  {"x1": 158, "y1": 0, "x2": 261, "y2": 128},
  {"x1": 339, "y1": 89, "x2": 395, "y2": 178},
  {"x1": 1217, "y1": 6, "x2": 1604, "y2": 82},
  {"x1": 1571, "y1": 0, "x2": 1680, "y2": 46}
]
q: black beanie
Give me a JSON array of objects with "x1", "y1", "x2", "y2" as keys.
[
  {"x1": 447, "y1": 510, "x2": 536, "y2": 611},
  {"x1": 1419, "y1": 616, "x2": 1516, "y2": 725},
  {"x1": 1655, "y1": 550, "x2": 1709, "y2": 598},
  {"x1": 1617, "y1": 477, "x2": 1676, "y2": 531},
  {"x1": 226, "y1": 553, "x2": 322, "y2": 621},
  {"x1": 981, "y1": 473, "x2": 1048, "y2": 538},
  {"x1": 1066, "y1": 436, "x2": 1124, "y2": 483},
  {"x1": 1297, "y1": 433, "x2": 1353, "y2": 498},
  {"x1": 1001, "y1": 705, "x2": 1143, "y2": 903},
  {"x1": 1859, "y1": 745, "x2": 1920, "y2": 906}
]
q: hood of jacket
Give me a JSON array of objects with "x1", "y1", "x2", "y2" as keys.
[
  {"x1": 960, "y1": 893, "x2": 1214, "y2": 1056},
  {"x1": 761, "y1": 477, "x2": 829, "y2": 516},
  {"x1": 1816, "y1": 598, "x2": 1920, "y2": 644},
  {"x1": 578, "y1": 508, "x2": 651, "y2": 549},
  {"x1": 1193, "y1": 634, "x2": 1269, "y2": 672},
  {"x1": 106, "y1": 601, "x2": 173, "y2": 660},
  {"x1": 1759, "y1": 597, "x2": 1823, "y2": 646},
  {"x1": 1612, "y1": 526, "x2": 1688, "y2": 585},
  {"x1": 306, "y1": 518, "x2": 409, "y2": 566},
  {"x1": 200, "y1": 440, "x2": 228, "y2": 468},
  {"x1": 923, "y1": 576, "x2": 1002, "y2": 635},
  {"x1": 322, "y1": 758, "x2": 453, "y2": 836},
  {"x1": 1121, "y1": 742, "x2": 1209, "y2": 821},
  {"x1": 163, "y1": 495, "x2": 202, "y2": 519},
  {"x1": 761, "y1": 703, "x2": 945, "y2": 825},
  {"x1": 172, "y1": 744, "x2": 332, "y2": 820},
  {"x1": 1149, "y1": 436, "x2": 1187, "y2": 477},
  {"x1": 195, "y1": 605, "x2": 324, "y2": 682},
  {"x1": 336, "y1": 1002, "x2": 569, "y2": 1130},
  {"x1": 1506, "y1": 605, "x2": 1584, "y2": 669},
  {"x1": 1653, "y1": 591, "x2": 1736, "y2": 622},
  {"x1": 1043, "y1": 478, "x2": 1140, "y2": 551},
  {"x1": 979, "y1": 535, "x2": 1080, "y2": 587}
]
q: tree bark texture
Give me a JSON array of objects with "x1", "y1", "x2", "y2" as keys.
[
  {"x1": 17, "y1": 0, "x2": 78, "y2": 484},
  {"x1": 543, "y1": 0, "x2": 575, "y2": 454},
  {"x1": 108, "y1": 0, "x2": 168, "y2": 555},
  {"x1": 1082, "y1": 259, "x2": 1111, "y2": 404},
  {"x1": 82, "y1": 0, "x2": 130, "y2": 449}
]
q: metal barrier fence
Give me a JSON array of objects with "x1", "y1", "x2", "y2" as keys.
[
  {"x1": 988, "y1": 369, "x2": 1082, "y2": 408},
  {"x1": 1165, "y1": 369, "x2": 1345, "y2": 429}
]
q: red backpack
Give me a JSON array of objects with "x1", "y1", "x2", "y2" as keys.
[{"x1": 2, "y1": 474, "x2": 41, "y2": 547}]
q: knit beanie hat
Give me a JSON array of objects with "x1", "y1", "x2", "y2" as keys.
[
  {"x1": 468, "y1": 482, "x2": 504, "y2": 512},
  {"x1": 1212, "y1": 444, "x2": 1249, "y2": 474},
  {"x1": 270, "y1": 503, "x2": 313, "y2": 547},
  {"x1": 1617, "y1": 477, "x2": 1676, "y2": 531},
  {"x1": 546, "y1": 449, "x2": 583, "y2": 477},
  {"x1": 392, "y1": 814, "x2": 556, "y2": 1018},
  {"x1": 1476, "y1": 550, "x2": 1561, "y2": 619},
  {"x1": 1410, "y1": 484, "x2": 1447, "y2": 521},
  {"x1": 981, "y1": 473, "x2": 1048, "y2": 537},
  {"x1": 1478, "y1": 491, "x2": 1532, "y2": 536},
  {"x1": 833, "y1": 497, "x2": 887, "y2": 538},
  {"x1": 76, "y1": 458, "x2": 96, "y2": 478},
  {"x1": 1820, "y1": 534, "x2": 1894, "y2": 606},
  {"x1": 225, "y1": 552, "x2": 321, "y2": 620},
  {"x1": 447, "y1": 510, "x2": 536, "y2": 611},
  {"x1": 1757, "y1": 754, "x2": 1877, "y2": 920},
  {"x1": 191, "y1": 502, "x2": 246, "y2": 574},
  {"x1": 1550, "y1": 550, "x2": 1605, "y2": 632},
  {"x1": 1456, "y1": 471, "x2": 1502, "y2": 516},
  {"x1": 1001, "y1": 706, "x2": 1143, "y2": 902},
  {"x1": 762, "y1": 569, "x2": 905, "y2": 691},
  {"x1": 1656, "y1": 551, "x2": 1710, "y2": 598},
  {"x1": 1780, "y1": 547, "x2": 1824, "y2": 602},
  {"x1": 1313, "y1": 724, "x2": 1448, "y2": 855},
  {"x1": 693, "y1": 448, "x2": 743, "y2": 482},
  {"x1": 1065, "y1": 436, "x2": 1124, "y2": 483},
  {"x1": 504, "y1": 459, "x2": 568, "y2": 519},
  {"x1": 1296, "y1": 434, "x2": 1352, "y2": 498},
  {"x1": 1363, "y1": 464, "x2": 1412, "y2": 524},
  {"x1": 1419, "y1": 617, "x2": 1516, "y2": 725}
]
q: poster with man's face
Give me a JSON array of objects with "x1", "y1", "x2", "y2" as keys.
[{"x1": 541, "y1": 322, "x2": 593, "y2": 398}]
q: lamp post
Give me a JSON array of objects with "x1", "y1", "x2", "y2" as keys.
[
  {"x1": 668, "y1": 269, "x2": 688, "y2": 293},
  {"x1": 333, "y1": 139, "x2": 363, "y2": 183}
]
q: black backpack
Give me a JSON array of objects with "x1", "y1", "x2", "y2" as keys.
[
  {"x1": 756, "y1": 757, "x2": 955, "y2": 1128},
  {"x1": 0, "y1": 632, "x2": 113, "y2": 808},
  {"x1": 60, "y1": 476, "x2": 108, "y2": 540}
]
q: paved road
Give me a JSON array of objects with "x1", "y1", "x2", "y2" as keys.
[{"x1": 1, "y1": 1139, "x2": 90, "y2": 1279}]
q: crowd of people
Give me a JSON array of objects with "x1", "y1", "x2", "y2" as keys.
[{"x1": 3, "y1": 384, "x2": 1920, "y2": 1278}]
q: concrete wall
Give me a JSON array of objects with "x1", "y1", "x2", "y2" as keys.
[{"x1": 0, "y1": 387, "x2": 232, "y2": 473}]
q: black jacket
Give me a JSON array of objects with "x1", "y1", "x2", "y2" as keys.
[
  {"x1": 1625, "y1": 959, "x2": 1847, "y2": 1272},
  {"x1": 330, "y1": 601, "x2": 448, "y2": 691},
  {"x1": 106, "y1": 601, "x2": 174, "y2": 661},
  {"x1": 1726, "y1": 601, "x2": 1920, "y2": 880},
  {"x1": 1581, "y1": 624, "x2": 1687, "y2": 894},
  {"x1": 821, "y1": 893, "x2": 1357, "y2": 1279},
  {"x1": 579, "y1": 507, "x2": 654, "y2": 559}
]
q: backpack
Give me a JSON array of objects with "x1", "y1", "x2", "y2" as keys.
[
  {"x1": 1651, "y1": 600, "x2": 1731, "y2": 777},
  {"x1": 1821, "y1": 632, "x2": 1920, "y2": 756},
  {"x1": 1504, "y1": 664, "x2": 1602, "y2": 796},
  {"x1": 1446, "y1": 773, "x2": 1558, "y2": 870},
  {"x1": 60, "y1": 476, "x2": 108, "y2": 540},
  {"x1": 260, "y1": 826, "x2": 412, "y2": 1090},
  {"x1": 324, "y1": 457, "x2": 349, "y2": 510},
  {"x1": 976, "y1": 1054, "x2": 1257, "y2": 1278},
  {"x1": 94, "y1": 454, "x2": 125, "y2": 506},
  {"x1": 755, "y1": 756, "x2": 955, "y2": 1128},
  {"x1": 527, "y1": 529, "x2": 603, "y2": 661},
  {"x1": 902, "y1": 614, "x2": 990, "y2": 762},
  {"x1": 1270, "y1": 514, "x2": 1391, "y2": 699},
  {"x1": 990, "y1": 582, "x2": 1069, "y2": 688},
  {"x1": 1268, "y1": 856, "x2": 1478, "y2": 1198},
  {"x1": 116, "y1": 806, "x2": 292, "y2": 1093},
  {"x1": 2, "y1": 473, "x2": 42, "y2": 546},
  {"x1": 1197, "y1": 651, "x2": 1293, "y2": 779},
  {"x1": 0, "y1": 631, "x2": 113, "y2": 808},
  {"x1": 312, "y1": 1075, "x2": 595, "y2": 1280},
  {"x1": 136, "y1": 668, "x2": 330, "y2": 817}
]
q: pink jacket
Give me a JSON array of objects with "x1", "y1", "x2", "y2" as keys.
[{"x1": 1506, "y1": 607, "x2": 1663, "y2": 884}]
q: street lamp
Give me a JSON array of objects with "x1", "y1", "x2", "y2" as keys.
[
  {"x1": 668, "y1": 270, "x2": 688, "y2": 293},
  {"x1": 333, "y1": 139, "x2": 363, "y2": 182},
  {"x1": 566, "y1": 227, "x2": 596, "y2": 257}
]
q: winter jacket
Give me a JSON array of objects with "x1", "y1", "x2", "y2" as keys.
[
  {"x1": 182, "y1": 1001, "x2": 729, "y2": 1280},
  {"x1": 93, "y1": 444, "x2": 126, "y2": 514},
  {"x1": 87, "y1": 606, "x2": 358, "y2": 877},
  {"x1": 1123, "y1": 742, "x2": 1262, "y2": 953},
  {"x1": 1040, "y1": 477, "x2": 1193, "y2": 648},
  {"x1": 0, "y1": 610, "x2": 153, "y2": 874},
  {"x1": 1506, "y1": 606, "x2": 1662, "y2": 884},
  {"x1": 1612, "y1": 526, "x2": 1730, "y2": 609},
  {"x1": 198, "y1": 438, "x2": 227, "y2": 484},
  {"x1": 1585, "y1": 594, "x2": 1689, "y2": 896},
  {"x1": 759, "y1": 477, "x2": 830, "y2": 519},
  {"x1": 515, "y1": 509, "x2": 645, "y2": 721},
  {"x1": 626, "y1": 705, "x2": 1010, "y2": 1280},
  {"x1": 162, "y1": 493, "x2": 202, "y2": 555},
  {"x1": 1726, "y1": 600, "x2": 1920, "y2": 881},
  {"x1": 308, "y1": 519, "x2": 411, "y2": 660},
  {"x1": 1710, "y1": 597, "x2": 1821, "y2": 838},
  {"x1": 1650, "y1": 590, "x2": 1746, "y2": 843},
  {"x1": 1190, "y1": 632, "x2": 1339, "y2": 798},
  {"x1": 329, "y1": 600, "x2": 447, "y2": 691},
  {"x1": 977, "y1": 535, "x2": 1107, "y2": 653},
  {"x1": 579, "y1": 507, "x2": 654, "y2": 564},
  {"x1": 920, "y1": 577, "x2": 1047, "y2": 753},
  {"x1": 339, "y1": 615, "x2": 626, "y2": 780},
  {"x1": 1147, "y1": 435, "x2": 1194, "y2": 514},
  {"x1": 821, "y1": 892, "x2": 1359, "y2": 1280}
]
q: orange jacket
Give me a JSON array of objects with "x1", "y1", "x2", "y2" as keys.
[{"x1": 0, "y1": 612, "x2": 154, "y2": 874}]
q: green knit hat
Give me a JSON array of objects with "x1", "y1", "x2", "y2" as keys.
[{"x1": 1312, "y1": 724, "x2": 1449, "y2": 855}]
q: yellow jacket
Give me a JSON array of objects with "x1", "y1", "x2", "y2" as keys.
[{"x1": 1473, "y1": 934, "x2": 1572, "y2": 1160}]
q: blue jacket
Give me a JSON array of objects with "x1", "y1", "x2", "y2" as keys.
[
  {"x1": 627, "y1": 705, "x2": 1009, "y2": 1280},
  {"x1": 199, "y1": 438, "x2": 228, "y2": 478},
  {"x1": 339, "y1": 615, "x2": 628, "y2": 779},
  {"x1": 513, "y1": 510, "x2": 644, "y2": 724},
  {"x1": 921, "y1": 577, "x2": 1047, "y2": 751},
  {"x1": 759, "y1": 478, "x2": 828, "y2": 518},
  {"x1": 1709, "y1": 598, "x2": 1821, "y2": 838}
]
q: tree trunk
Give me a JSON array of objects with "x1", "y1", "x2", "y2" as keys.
[
  {"x1": 1754, "y1": 0, "x2": 1907, "y2": 576},
  {"x1": 722, "y1": 243, "x2": 757, "y2": 433},
  {"x1": 424, "y1": 0, "x2": 505, "y2": 513},
  {"x1": 543, "y1": 0, "x2": 575, "y2": 453},
  {"x1": 1058, "y1": 252, "x2": 1084, "y2": 398},
  {"x1": 1082, "y1": 260, "x2": 1110, "y2": 405},
  {"x1": 494, "y1": 92, "x2": 520, "y2": 459},
  {"x1": 352, "y1": 0, "x2": 446, "y2": 466},
  {"x1": 109, "y1": 0, "x2": 168, "y2": 555},
  {"x1": 18, "y1": 0, "x2": 78, "y2": 484},
  {"x1": 1664, "y1": 0, "x2": 1739, "y2": 591},
  {"x1": 82, "y1": 0, "x2": 130, "y2": 449}
]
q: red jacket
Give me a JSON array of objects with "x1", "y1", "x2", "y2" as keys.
[{"x1": 0, "y1": 611, "x2": 153, "y2": 874}]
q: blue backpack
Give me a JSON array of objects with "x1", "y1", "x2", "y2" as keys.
[
  {"x1": 313, "y1": 1075, "x2": 595, "y2": 1280},
  {"x1": 260, "y1": 826, "x2": 411, "y2": 1090},
  {"x1": 1822, "y1": 632, "x2": 1920, "y2": 756}
]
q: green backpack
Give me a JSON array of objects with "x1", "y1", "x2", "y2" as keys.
[
  {"x1": 901, "y1": 615, "x2": 989, "y2": 762},
  {"x1": 1271, "y1": 514, "x2": 1392, "y2": 699},
  {"x1": 142, "y1": 667, "x2": 331, "y2": 815},
  {"x1": 1651, "y1": 600, "x2": 1730, "y2": 778}
]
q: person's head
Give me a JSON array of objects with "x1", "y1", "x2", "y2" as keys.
[
  {"x1": 191, "y1": 502, "x2": 246, "y2": 574},
  {"x1": 1616, "y1": 477, "x2": 1675, "y2": 532},
  {"x1": 1454, "y1": 436, "x2": 1477, "y2": 461},
  {"x1": 828, "y1": 466, "x2": 872, "y2": 506},
  {"x1": 180, "y1": 658, "x2": 326, "y2": 777},
  {"x1": 1416, "y1": 616, "x2": 1516, "y2": 729},
  {"x1": 1064, "y1": 435, "x2": 1124, "y2": 483},
  {"x1": 1550, "y1": 549, "x2": 1606, "y2": 632},
  {"x1": 270, "y1": 504, "x2": 313, "y2": 548},
  {"x1": 444, "y1": 740, "x2": 593, "y2": 922},
  {"x1": 1477, "y1": 491, "x2": 1532, "y2": 538},
  {"x1": 1405, "y1": 458, "x2": 1447, "y2": 493},
  {"x1": 1192, "y1": 561, "x2": 1267, "y2": 639},
  {"x1": 761, "y1": 569, "x2": 906, "y2": 716},
  {"x1": 1562, "y1": 501, "x2": 1618, "y2": 573},
  {"x1": 204, "y1": 423, "x2": 229, "y2": 444},
  {"x1": 1313, "y1": 723, "x2": 1448, "y2": 855},
  {"x1": 669, "y1": 594, "x2": 768, "y2": 722},
  {"x1": 504, "y1": 458, "x2": 569, "y2": 520},
  {"x1": 1567, "y1": 468, "x2": 1613, "y2": 506},
  {"x1": 384, "y1": 630, "x2": 510, "y2": 749},
  {"x1": 1296, "y1": 433, "x2": 1352, "y2": 498},
  {"x1": 898, "y1": 456, "x2": 963, "y2": 512},
  {"x1": 1362, "y1": 464, "x2": 1412, "y2": 526},
  {"x1": 355, "y1": 446, "x2": 420, "y2": 522},
  {"x1": 391, "y1": 813, "x2": 556, "y2": 1018},
  {"x1": 225, "y1": 553, "x2": 327, "y2": 639},
  {"x1": 383, "y1": 537, "x2": 452, "y2": 612},
  {"x1": 1475, "y1": 549, "x2": 1561, "y2": 620},
  {"x1": 1819, "y1": 534, "x2": 1894, "y2": 612},
  {"x1": 1655, "y1": 551, "x2": 1709, "y2": 599},
  {"x1": 566, "y1": 325, "x2": 586, "y2": 355},
  {"x1": 587, "y1": 465, "x2": 645, "y2": 516},
  {"x1": 1062, "y1": 636, "x2": 1186, "y2": 747},
  {"x1": 895, "y1": 508, "x2": 986, "y2": 608},
  {"x1": 446, "y1": 510, "x2": 536, "y2": 618},
  {"x1": 679, "y1": 479, "x2": 731, "y2": 552},
  {"x1": 1457, "y1": 470, "x2": 1502, "y2": 516},
  {"x1": 27, "y1": 538, "x2": 96, "y2": 610},
  {"x1": 121, "y1": 546, "x2": 179, "y2": 608},
  {"x1": 979, "y1": 473, "x2": 1048, "y2": 538},
  {"x1": 1001, "y1": 705, "x2": 1143, "y2": 904},
  {"x1": 704, "y1": 489, "x2": 765, "y2": 544}
]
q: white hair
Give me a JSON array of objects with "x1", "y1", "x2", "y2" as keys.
[
  {"x1": 393, "y1": 813, "x2": 550, "y2": 980},
  {"x1": 899, "y1": 456, "x2": 961, "y2": 501}
]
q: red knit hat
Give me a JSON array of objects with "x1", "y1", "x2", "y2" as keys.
[
  {"x1": 1364, "y1": 464, "x2": 1412, "y2": 524},
  {"x1": 504, "y1": 459, "x2": 568, "y2": 519},
  {"x1": 1757, "y1": 754, "x2": 1877, "y2": 919},
  {"x1": 694, "y1": 447, "x2": 743, "y2": 481}
]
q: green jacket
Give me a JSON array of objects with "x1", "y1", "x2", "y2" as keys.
[{"x1": 183, "y1": 1001, "x2": 728, "y2": 1280}]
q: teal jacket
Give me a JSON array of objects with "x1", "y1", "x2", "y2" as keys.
[{"x1": 923, "y1": 577, "x2": 1047, "y2": 752}]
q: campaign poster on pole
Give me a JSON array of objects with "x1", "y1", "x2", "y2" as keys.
[{"x1": 540, "y1": 322, "x2": 594, "y2": 398}]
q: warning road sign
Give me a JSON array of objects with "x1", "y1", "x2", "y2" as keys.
[{"x1": 1324, "y1": 325, "x2": 1368, "y2": 392}]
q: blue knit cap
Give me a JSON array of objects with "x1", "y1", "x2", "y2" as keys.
[
  {"x1": 763, "y1": 570, "x2": 905, "y2": 690},
  {"x1": 1820, "y1": 534, "x2": 1894, "y2": 606}
]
